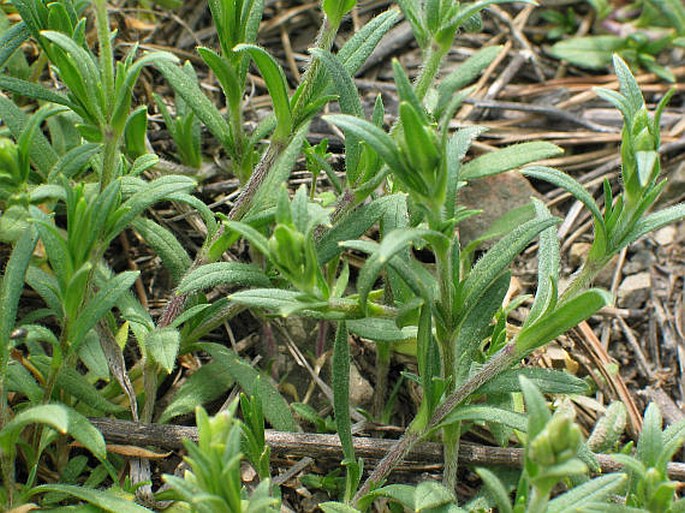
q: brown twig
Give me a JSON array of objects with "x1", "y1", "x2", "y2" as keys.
[{"x1": 88, "y1": 417, "x2": 685, "y2": 480}]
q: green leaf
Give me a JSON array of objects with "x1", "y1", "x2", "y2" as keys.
[
  {"x1": 244, "y1": 124, "x2": 309, "y2": 220},
  {"x1": 322, "y1": 0, "x2": 356, "y2": 28},
  {"x1": 347, "y1": 318, "x2": 416, "y2": 342},
  {"x1": 461, "y1": 142, "x2": 563, "y2": 180},
  {"x1": 6, "y1": 362, "x2": 42, "y2": 403},
  {"x1": 317, "y1": 194, "x2": 406, "y2": 264},
  {"x1": 333, "y1": 322, "x2": 354, "y2": 460},
  {"x1": 0, "y1": 404, "x2": 68, "y2": 452},
  {"x1": 637, "y1": 403, "x2": 663, "y2": 469},
  {"x1": 368, "y1": 484, "x2": 417, "y2": 510},
  {"x1": 461, "y1": 216, "x2": 559, "y2": 311},
  {"x1": 145, "y1": 327, "x2": 180, "y2": 373},
  {"x1": 522, "y1": 166, "x2": 604, "y2": 227},
  {"x1": 516, "y1": 289, "x2": 612, "y2": 355},
  {"x1": 0, "y1": 21, "x2": 29, "y2": 70},
  {"x1": 519, "y1": 375, "x2": 551, "y2": 439},
  {"x1": 155, "y1": 59, "x2": 233, "y2": 149},
  {"x1": 198, "y1": 342, "x2": 295, "y2": 431},
  {"x1": 549, "y1": 35, "x2": 625, "y2": 69},
  {"x1": 0, "y1": 74, "x2": 72, "y2": 107},
  {"x1": 234, "y1": 44, "x2": 292, "y2": 139},
  {"x1": 41, "y1": 30, "x2": 104, "y2": 122},
  {"x1": 226, "y1": 285, "x2": 294, "y2": 310},
  {"x1": 48, "y1": 142, "x2": 100, "y2": 181},
  {"x1": 414, "y1": 481, "x2": 455, "y2": 511},
  {"x1": 310, "y1": 48, "x2": 364, "y2": 179},
  {"x1": 453, "y1": 272, "x2": 510, "y2": 382},
  {"x1": 587, "y1": 402, "x2": 627, "y2": 453},
  {"x1": 438, "y1": 404, "x2": 528, "y2": 432},
  {"x1": 546, "y1": 474, "x2": 628, "y2": 513},
  {"x1": 64, "y1": 408, "x2": 107, "y2": 460},
  {"x1": 660, "y1": 419, "x2": 685, "y2": 468},
  {"x1": 613, "y1": 54, "x2": 644, "y2": 113},
  {"x1": 110, "y1": 175, "x2": 197, "y2": 236},
  {"x1": 323, "y1": 114, "x2": 408, "y2": 178},
  {"x1": 53, "y1": 365, "x2": 126, "y2": 414},
  {"x1": 0, "y1": 227, "x2": 37, "y2": 361},
  {"x1": 649, "y1": 0, "x2": 685, "y2": 35},
  {"x1": 176, "y1": 262, "x2": 270, "y2": 294},
  {"x1": 475, "y1": 468, "x2": 513, "y2": 513},
  {"x1": 527, "y1": 198, "x2": 560, "y2": 324},
  {"x1": 320, "y1": 503, "x2": 362, "y2": 513},
  {"x1": 69, "y1": 271, "x2": 140, "y2": 350},
  {"x1": 393, "y1": 60, "x2": 427, "y2": 125},
  {"x1": 29, "y1": 484, "x2": 154, "y2": 513},
  {"x1": 337, "y1": 9, "x2": 398, "y2": 75},
  {"x1": 197, "y1": 46, "x2": 242, "y2": 106},
  {"x1": 437, "y1": 45, "x2": 502, "y2": 114},
  {"x1": 622, "y1": 203, "x2": 685, "y2": 249},
  {"x1": 0, "y1": 95, "x2": 58, "y2": 175},
  {"x1": 131, "y1": 218, "x2": 191, "y2": 285},
  {"x1": 478, "y1": 368, "x2": 590, "y2": 396},
  {"x1": 352, "y1": 228, "x2": 433, "y2": 311},
  {"x1": 160, "y1": 361, "x2": 235, "y2": 423},
  {"x1": 124, "y1": 105, "x2": 148, "y2": 157}
]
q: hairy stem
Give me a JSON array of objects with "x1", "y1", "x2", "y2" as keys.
[
  {"x1": 354, "y1": 342, "x2": 519, "y2": 505},
  {"x1": 93, "y1": 0, "x2": 114, "y2": 114},
  {"x1": 414, "y1": 44, "x2": 447, "y2": 101}
]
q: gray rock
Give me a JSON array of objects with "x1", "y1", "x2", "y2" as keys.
[{"x1": 617, "y1": 272, "x2": 651, "y2": 309}]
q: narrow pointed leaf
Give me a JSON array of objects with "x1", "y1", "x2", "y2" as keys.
[
  {"x1": 131, "y1": 218, "x2": 191, "y2": 285},
  {"x1": 198, "y1": 342, "x2": 295, "y2": 431},
  {"x1": 146, "y1": 327, "x2": 180, "y2": 373},
  {"x1": 623, "y1": 203, "x2": 685, "y2": 248},
  {"x1": 0, "y1": 404, "x2": 68, "y2": 451},
  {"x1": 0, "y1": 21, "x2": 29, "y2": 70},
  {"x1": 155, "y1": 59, "x2": 233, "y2": 149},
  {"x1": 234, "y1": 44, "x2": 292, "y2": 139},
  {"x1": 69, "y1": 271, "x2": 140, "y2": 349},
  {"x1": 462, "y1": 216, "x2": 558, "y2": 309},
  {"x1": 547, "y1": 474, "x2": 628, "y2": 513},
  {"x1": 523, "y1": 166, "x2": 604, "y2": 226},
  {"x1": 0, "y1": 227, "x2": 37, "y2": 359},
  {"x1": 337, "y1": 9, "x2": 398, "y2": 75},
  {"x1": 461, "y1": 142, "x2": 563, "y2": 180},
  {"x1": 516, "y1": 289, "x2": 612, "y2": 355},
  {"x1": 177, "y1": 262, "x2": 270, "y2": 294},
  {"x1": 28, "y1": 484, "x2": 153, "y2": 513},
  {"x1": 324, "y1": 114, "x2": 407, "y2": 178}
]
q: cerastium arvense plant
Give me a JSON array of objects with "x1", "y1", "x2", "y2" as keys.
[{"x1": 2, "y1": 0, "x2": 685, "y2": 511}]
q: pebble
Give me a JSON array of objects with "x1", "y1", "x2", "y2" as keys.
[
  {"x1": 617, "y1": 272, "x2": 651, "y2": 308},
  {"x1": 349, "y1": 363, "x2": 373, "y2": 406},
  {"x1": 653, "y1": 225, "x2": 676, "y2": 246}
]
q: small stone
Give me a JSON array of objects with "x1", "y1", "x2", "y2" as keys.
[
  {"x1": 617, "y1": 272, "x2": 651, "y2": 308},
  {"x1": 457, "y1": 172, "x2": 540, "y2": 246},
  {"x1": 349, "y1": 363, "x2": 373, "y2": 406},
  {"x1": 653, "y1": 225, "x2": 676, "y2": 246},
  {"x1": 623, "y1": 249, "x2": 655, "y2": 275}
]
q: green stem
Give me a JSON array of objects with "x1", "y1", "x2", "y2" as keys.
[
  {"x1": 442, "y1": 422, "x2": 461, "y2": 492},
  {"x1": 93, "y1": 0, "x2": 114, "y2": 115},
  {"x1": 354, "y1": 342, "x2": 519, "y2": 506},
  {"x1": 560, "y1": 255, "x2": 610, "y2": 302},
  {"x1": 527, "y1": 485, "x2": 551, "y2": 513},
  {"x1": 414, "y1": 44, "x2": 447, "y2": 101},
  {"x1": 100, "y1": 128, "x2": 119, "y2": 190},
  {"x1": 373, "y1": 342, "x2": 391, "y2": 420},
  {"x1": 291, "y1": 17, "x2": 338, "y2": 122}
]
